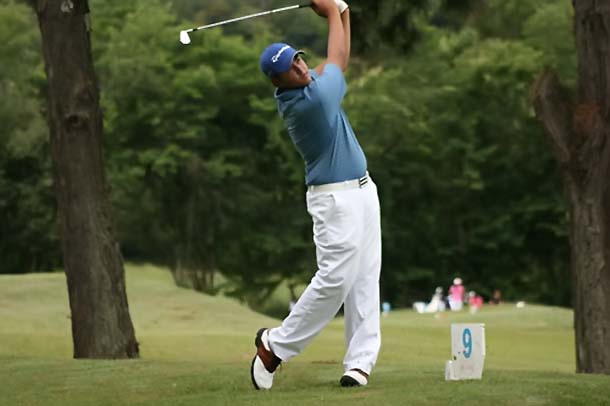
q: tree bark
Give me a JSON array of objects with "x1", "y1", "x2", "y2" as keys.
[
  {"x1": 532, "y1": 0, "x2": 610, "y2": 374},
  {"x1": 32, "y1": 0, "x2": 139, "y2": 358}
]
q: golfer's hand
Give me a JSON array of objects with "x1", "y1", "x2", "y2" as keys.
[
  {"x1": 312, "y1": 0, "x2": 338, "y2": 18},
  {"x1": 334, "y1": 0, "x2": 348, "y2": 13}
]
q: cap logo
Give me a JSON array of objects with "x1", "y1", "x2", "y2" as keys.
[{"x1": 271, "y1": 45, "x2": 290, "y2": 63}]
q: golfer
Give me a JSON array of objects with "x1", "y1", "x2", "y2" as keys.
[{"x1": 251, "y1": 0, "x2": 382, "y2": 390}]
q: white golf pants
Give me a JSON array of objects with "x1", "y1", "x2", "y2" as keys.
[{"x1": 268, "y1": 179, "x2": 382, "y2": 375}]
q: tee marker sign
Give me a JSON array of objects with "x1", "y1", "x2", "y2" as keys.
[{"x1": 445, "y1": 323, "x2": 486, "y2": 380}]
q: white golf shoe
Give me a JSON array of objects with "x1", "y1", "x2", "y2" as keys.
[{"x1": 250, "y1": 328, "x2": 281, "y2": 390}]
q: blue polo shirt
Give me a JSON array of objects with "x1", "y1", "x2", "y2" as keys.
[{"x1": 275, "y1": 64, "x2": 367, "y2": 186}]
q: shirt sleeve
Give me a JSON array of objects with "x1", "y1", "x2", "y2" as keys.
[{"x1": 315, "y1": 64, "x2": 347, "y2": 116}]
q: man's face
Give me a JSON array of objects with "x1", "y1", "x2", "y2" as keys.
[{"x1": 272, "y1": 54, "x2": 312, "y2": 89}]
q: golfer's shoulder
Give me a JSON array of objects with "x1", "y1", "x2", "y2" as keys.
[
  {"x1": 277, "y1": 87, "x2": 319, "y2": 116},
  {"x1": 313, "y1": 63, "x2": 344, "y2": 82},
  {"x1": 309, "y1": 65, "x2": 345, "y2": 95}
]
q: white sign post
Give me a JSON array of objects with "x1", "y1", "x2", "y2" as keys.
[{"x1": 445, "y1": 323, "x2": 486, "y2": 381}]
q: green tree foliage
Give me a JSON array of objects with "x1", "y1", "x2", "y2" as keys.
[
  {"x1": 347, "y1": 22, "x2": 570, "y2": 306},
  {"x1": 348, "y1": 0, "x2": 427, "y2": 55},
  {"x1": 0, "y1": 0, "x2": 576, "y2": 309},
  {"x1": 466, "y1": 0, "x2": 571, "y2": 42},
  {"x1": 522, "y1": 1, "x2": 576, "y2": 84},
  {"x1": 0, "y1": 0, "x2": 59, "y2": 273},
  {"x1": 93, "y1": 0, "x2": 315, "y2": 303}
]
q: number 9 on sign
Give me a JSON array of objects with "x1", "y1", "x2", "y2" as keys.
[{"x1": 462, "y1": 328, "x2": 472, "y2": 358}]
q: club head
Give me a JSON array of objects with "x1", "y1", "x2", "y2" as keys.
[{"x1": 180, "y1": 30, "x2": 191, "y2": 45}]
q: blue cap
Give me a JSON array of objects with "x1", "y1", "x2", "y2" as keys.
[{"x1": 260, "y1": 43, "x2": 304, "y2": 77}]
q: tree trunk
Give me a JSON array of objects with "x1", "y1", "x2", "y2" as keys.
[
  {"x1": 532, "y1": 0, "x2": 610, "y2": 374},
  {"x1": 569, "y1": 176, "x2": 610, "y2": 373},
  {"x1": 32, "y1": 0, "x2": 139, "y2": 358}
]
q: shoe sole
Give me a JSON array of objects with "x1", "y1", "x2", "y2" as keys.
[
  {"x1": 340, "y1": 375, "x2": 362, "y2": 387},
  {"x1": 250, "y1": 355, "x2": 260, "y2": 390},
  {"x1": 250, "y1": 327, "x2": 268, "y2": 390}
]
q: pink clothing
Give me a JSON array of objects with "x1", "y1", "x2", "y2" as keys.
[
  {"x1": 449, "y1": 284, "x2": 465, "y2": 301},
  {"x1": 469, "y1": 295, "x2": 483, "y2": 308}
]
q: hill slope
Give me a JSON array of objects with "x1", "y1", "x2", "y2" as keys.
[{"x1": 0, "y1": 264, "x2": 275, "y2": 361}]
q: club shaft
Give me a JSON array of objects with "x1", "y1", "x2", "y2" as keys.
[{"x1": 186, "y1": 4, "x2": 310, "y2": 33}]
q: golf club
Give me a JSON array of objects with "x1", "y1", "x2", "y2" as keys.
[{"x1": 180, "y1": 3, "x2": 313, "y2": 45}]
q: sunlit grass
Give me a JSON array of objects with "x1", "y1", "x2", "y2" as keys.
[{"x1": 1, "y1": 264, "x2": 609, "y2": 405}]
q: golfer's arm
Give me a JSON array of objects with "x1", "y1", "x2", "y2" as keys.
[
  {"x1": 341, "y1": 8, "x2": 350, "y2": 70},
  {"x1": 316, "y1": 8, "x2": 346, "y2": 74}
]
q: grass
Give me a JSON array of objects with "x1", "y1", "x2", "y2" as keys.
[{"x1": 1, "y1": 264, "x2": 609, "y2": 405}]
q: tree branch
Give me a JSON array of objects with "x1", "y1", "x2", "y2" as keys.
[{"x1": 532, "y1": 68, "x2": 573, "y2": 165}]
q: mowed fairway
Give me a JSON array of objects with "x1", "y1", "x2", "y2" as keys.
[{"x1": 1, "y1": 265, "x2": 609, "y2": 405}]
